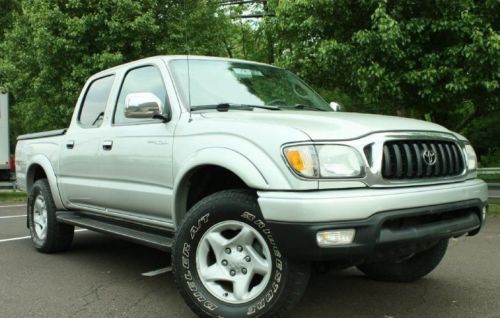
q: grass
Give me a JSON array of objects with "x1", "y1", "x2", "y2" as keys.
[
  {"x1": 0, "y1": 191, "x2": 27, "y2": 203},
  {"x1": 479, "y1": 174, "x2": 500, "y2": 182},
  {"x1": 489, "y1": 204, "x2": 500, "y2": 217}
]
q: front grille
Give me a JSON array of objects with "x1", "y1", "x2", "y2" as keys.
[{"x1": 382, "y1": 140, "x2": 465, "y2": 179}]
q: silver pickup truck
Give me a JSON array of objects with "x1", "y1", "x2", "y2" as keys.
[{"x1": 16, "y1": 56, "x2": 488, "y2": 318}]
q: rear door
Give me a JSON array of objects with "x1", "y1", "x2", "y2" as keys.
[
  {"x1": 58, "y1": 74, "x2": 116, "y2": 210},
  {"x1": 96, "y1": 62, "x2": 176, "y2": 223}
]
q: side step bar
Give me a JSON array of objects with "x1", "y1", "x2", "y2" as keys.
[{"x1": 56, "y1": 211, "x2": 173, "y2": 252}]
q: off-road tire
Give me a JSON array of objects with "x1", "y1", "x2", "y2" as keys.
[
  {"x1": 172, "y1": 189, "x2": 311, "y2": 318},
  {"x1": 28, "y1": 178, "x2": 74, "y2": 253},
  {"x1": 357, "y1": 239, "x2": 449, "y2": 282}
]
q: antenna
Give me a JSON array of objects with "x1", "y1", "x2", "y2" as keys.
[
  {"x1": 184, "y1": 1, "x2": 192, "y2": 122},
  {"x1": 187, "y1": 54, "x2": 192, "y2": 122}
]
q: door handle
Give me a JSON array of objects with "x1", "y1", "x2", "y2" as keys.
[
  {"x1": 66, "y1": 140, "x2": 75, "y2": 149},
  {"x1": 102, "y1": 140, "x2": 113, "y2": 151}
]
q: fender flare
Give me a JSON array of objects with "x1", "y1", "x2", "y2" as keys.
[
  {"x1": 173, "y1": 147, "x2": 272, "y2": 226},
  {"x1": 26, "y1": 155, "x2": 64, "y2": 210}
]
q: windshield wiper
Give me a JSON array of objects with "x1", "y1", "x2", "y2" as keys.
[
  {"x1": 292, "y1": 104, "x2": 326, "y2": 111},
  {"x1": 192, "y1": 103, "x2": 280, "y2": 112}
]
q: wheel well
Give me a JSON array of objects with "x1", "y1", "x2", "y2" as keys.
[
  {"x1": 27, "y1": 164, "x2": 47, "y2": 193},
  {"x1": 176, "y1": 165, "x2": 251, "y2": 224}
]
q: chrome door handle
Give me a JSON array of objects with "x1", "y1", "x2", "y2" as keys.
[
  {"x1": 102, "y1": 140, "x2": 113, "y2": 151},
  {"x1": 66, "y1": 140, "x2": 75, "y2": 149}
]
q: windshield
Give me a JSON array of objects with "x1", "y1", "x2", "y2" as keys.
[{"x1": 169, "y1": 59, "x2": 331, "y2": 111}]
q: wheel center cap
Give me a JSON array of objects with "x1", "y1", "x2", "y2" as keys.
[{"x1": 226, "y1": 254, "x2": 246, "y2": 270}]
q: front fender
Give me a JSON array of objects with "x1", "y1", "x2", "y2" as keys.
[{"x1": 172, "y1": 147, "x2": 290, "y2": 225}]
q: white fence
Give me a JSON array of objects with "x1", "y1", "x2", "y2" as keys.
[
  {"x1": 478, "y1": 168, "x2": 500, "y2": 175},
  {"x1": 0, "y1": 181, "x2": 15, "y2": 190}
]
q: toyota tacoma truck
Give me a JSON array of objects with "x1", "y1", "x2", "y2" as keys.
[{"x1": 15, "y1": 56, "x2": 488, "y2": 318}]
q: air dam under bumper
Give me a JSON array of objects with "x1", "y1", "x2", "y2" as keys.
[{"x1": 257, "y1": 179, "x2": 488, "y2": 261}]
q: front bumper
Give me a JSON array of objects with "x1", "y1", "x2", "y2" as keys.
[
  {"x1": 267, "y1": 200, "x2": 485, "y2": 261},
  {"x1": 258, "y1": 179, "x2": 488, "y2": 261},
  {"x1": 258, "y1": 179, "x2": 488, "y2": 222}
]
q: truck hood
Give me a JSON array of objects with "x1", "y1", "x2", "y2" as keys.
[{"x1": 200, "y1": 111, "x2": 453, "y2": 140}]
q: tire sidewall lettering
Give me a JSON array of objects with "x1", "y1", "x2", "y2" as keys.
[
  {"x1": 183, "y1": 213, "x2": 219, "y2": 312},
  {"x1": 240, "y1": 211, "x2": 283, "y2": 316}
]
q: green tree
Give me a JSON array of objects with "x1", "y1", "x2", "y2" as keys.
[
  {"x1": 0, "y1": 0, "x2": 19, "y2": 41},
  {"x1": 0, "y1": 0, "x2": 20, "y2": 89},
  {"x1": 271, "y1": 0, "x2": 499, "y2": 154},
  {"x1": 0, "y1": 0, "x2": 230, "y2": 133}
]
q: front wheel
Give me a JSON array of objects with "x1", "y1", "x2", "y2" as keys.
[
  {"x1": 357, "y1": 239, "x2": 449, "y2": 282},
  {"x1": 172, "y1": 190, "x2": 310, "y2": 318}
]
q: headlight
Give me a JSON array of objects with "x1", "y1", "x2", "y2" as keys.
[
  {"x1": 464, "y1": 143, "x2": 477, "y2": 171},
  {"x1": 316, "y1": 145, "x2": 364, "y2": 177},
  {"x1": 284, "y1": 144, "x2": 364, "y2": 179}
]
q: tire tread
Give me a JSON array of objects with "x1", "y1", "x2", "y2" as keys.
[{"x1": 357, "y1": 239, "x2": 449, "y2": 282}]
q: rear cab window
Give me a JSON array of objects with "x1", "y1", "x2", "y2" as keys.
[{"x1": 78, "y1": 75, "x2": 115, "y2": 128}]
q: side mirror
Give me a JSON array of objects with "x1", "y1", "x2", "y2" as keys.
[
  {"x1": 329, "y1": 101, "x2": 343, "y2": 112},
  {"x1": 124, "y1": 92, "x2": 162, "y2": 119}
]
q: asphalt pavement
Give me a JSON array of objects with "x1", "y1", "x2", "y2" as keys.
[{"x1": 1, "y1": 203, "x2": 499, "y2": 318}]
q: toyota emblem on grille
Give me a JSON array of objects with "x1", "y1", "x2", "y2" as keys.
[{"x1": 422, "y1": 150, "x2": 437, "y2": 166}]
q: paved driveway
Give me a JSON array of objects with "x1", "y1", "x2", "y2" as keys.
[{"x1": 1, "y1": 203, "x2": 499, "y2": 317}]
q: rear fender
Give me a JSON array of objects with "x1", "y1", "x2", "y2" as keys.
[{"x1": 26, "y1": 155, "x2": 64, "y2": 210}]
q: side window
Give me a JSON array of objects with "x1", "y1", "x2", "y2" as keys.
[
  {"x1": 114, "y1": 66, "x2": 168, "y2": 124},
  {"x1": 79, "y1": 75, "x2": 115, "y2": 128}
]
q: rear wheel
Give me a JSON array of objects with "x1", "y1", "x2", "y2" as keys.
[
  {"x1": 28, "y1": 179, "x2": 74, "y2": 253},
  {"x1": 172, "y1": 189, "x2": 310, "y2": 318},
  {"x1": 357, "y1": 239, "x2": 449, "y2": 282}
]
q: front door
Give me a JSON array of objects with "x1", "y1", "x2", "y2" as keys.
[{"x1": 97, "y1": 63, "x2": 176, "y2": 223}]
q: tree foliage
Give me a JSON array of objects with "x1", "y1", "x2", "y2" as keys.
[
  {"x1": 0, "y1": 0, "x2": 229, "y2": 133},
  {"x1": 0, "y1": 0, "x2": 498, "y2": 163},
  {"x1": 270, "y1": 0, "x2": 499, "y2": 157},
  {"x1": 0, "y1": 0, "x2": 20, "y2": 41}
]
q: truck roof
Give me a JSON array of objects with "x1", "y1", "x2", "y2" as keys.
[{"x1": 91, "y1": 55, "x2": 277, "y2": 79}]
